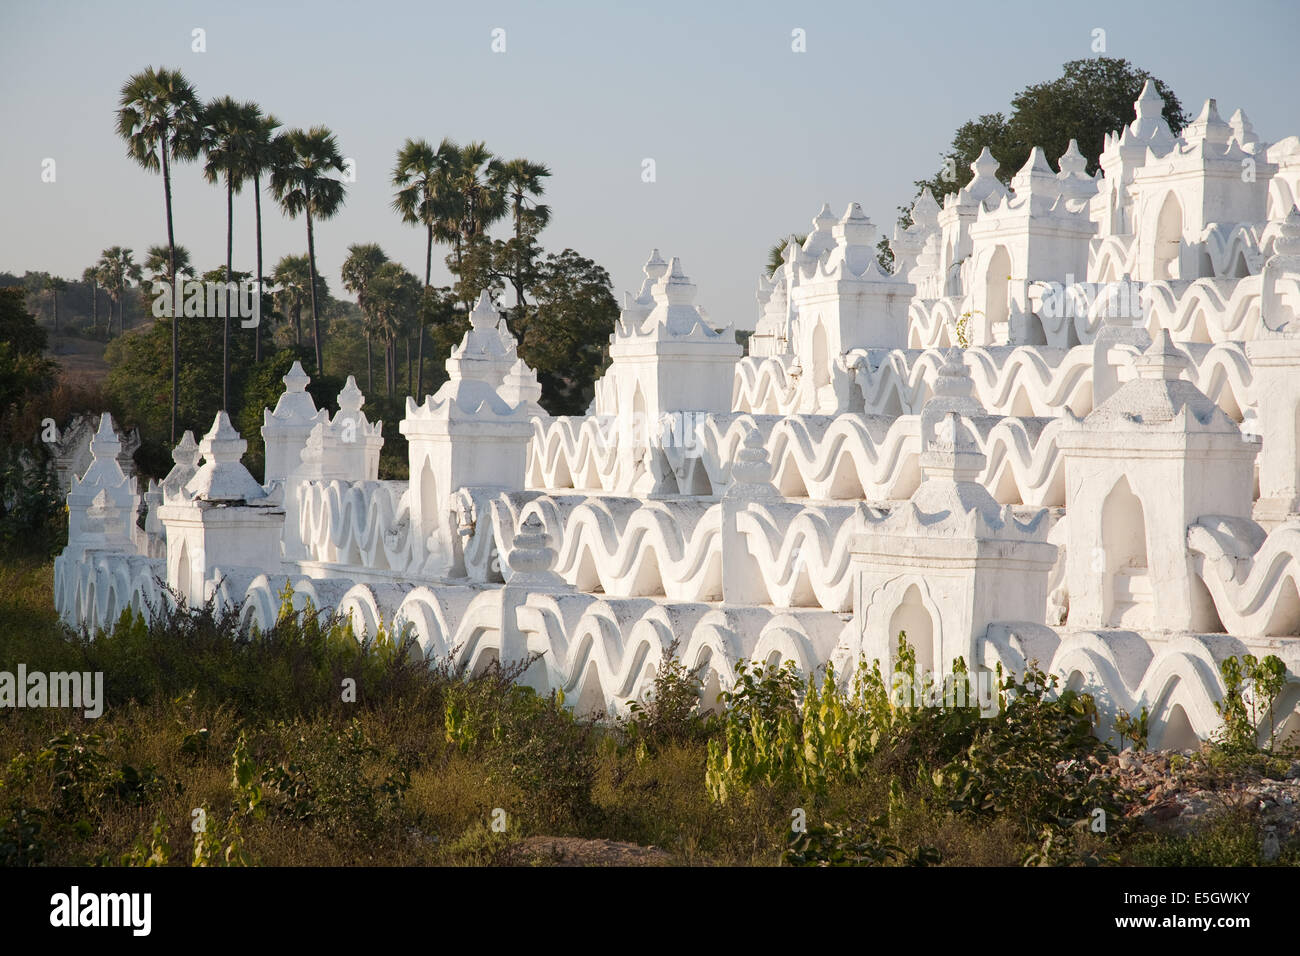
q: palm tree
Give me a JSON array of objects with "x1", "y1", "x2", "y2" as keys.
[
  {"x1": 766, "y1": 235, "x2": 808, "y2": 276},
  {"x1": 81, "y1": 266, "x2": 100, "y2": 336},
  {"x1": 97, "y1": 247, "x2": 141, "y2": 336},
  {"x1": 202, "y1": 95, "x2": 260, "y2": 410},
  {"x1": 368, "y1": 262, "x2": 420, "y2": 399},
  {"x1": 392, "y1": 137, "x2": 459, "y2": 397},
  {"x1": 451, "y1": 141, "x2": 504, "y2": 244},
  {"x1": 116, "y1": 66, "x2": 204, "y2": 443},
  {"x1": 488, "y1": 157, "x2": 551, "y2": 310},
  {"x1": 245, "y1": 107, "x2": 280, "y2": 363},
  {"x1": 48, "y1": 277, "x2": 68, "y2": 337},
  {"x1": 341, "y1": 243, "x2": 390, "y2": 394},
  {"x1": 143, "y1": 243, "x2": 192, "y2": 289},
  {"x1": 272, "y1": 254, "x2": 317, "y2": 349},
  {"x1": 270, "y1": 126, "x2": 347, "y2": 375}
]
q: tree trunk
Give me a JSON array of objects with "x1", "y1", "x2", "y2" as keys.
[
  {"x1": 406, "y1": 332, "x2": 412, "y2": 398},
  {"x1": 254, "y1": 171, "x2": 264, "y2": 364},
  {"x1": 223, "y1": 176, "x2": 233, "y2": 410},
  {"x1": 306, "y1": 199, "x2": 323, "y2": 375},
  {"x1": 162, "y1": 136, "x2": 179, "y2": 444},
  {"x1": 53, "y1": 289, "x2": 58, "y2": 337},
  {"x1": 455, "y1": 234, "x2": 466, "y2": 311},
  {"x1": 515, "y1": 194, "x2": 525, "y2": 310},
  {"x1": 91, "y1": 282, "x2": 98, "y2": 336},
  {"x1": 365, "y1": 332, "x2": 372, "y2": 394},
  {"x1": 418, "y1": 220, "x2": 432, "y2": 398}
]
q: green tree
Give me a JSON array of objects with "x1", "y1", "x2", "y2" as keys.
[
  {"x1": 116, "y1": 65, "x2": 204, "y2": 443},
  {"x1": 488, "y1": 157, "x2": 551, "y2": 310},
  {"x1": 915, "y1": 58, "x2": 1186, "y2": 203},
  {"x1": 444, "y1": 142, "x2": 506, "y2": 309},
  {"x1": 81, "y1": 266, "x2": 101, "y2": 335},
  {"x1": 515, "y1": 249, "x2": 619, "y2": 416},
  {"x1": 766, "y1": 235, "x2": 807, "y2": 276},
  {"x1": 367, "y1": 262, "x2": 421, "y2": 399},
  {"x1": 143, "y1": 243, "x2": 192, "y2": 290},
  {"x1": 245, "y1": 107, "x2": 280, "y2": 364},
  {"x1": 341, "y1": 243, "x2": 390, "y2": 395},
  {"x1": 271, "y1": 126, "x2": 348, "y2": 375},
  {"x1": 391, "y1": 137, "x2": 459, "y2": 396},
  {"x1": 271, "y1": 254, "x2": 326, "y2": 350},
  {"x1": 0, "y1": 286, "x2": 49, "y2": 358},
  {"x1": 0, "y1": 289, "x2": 61, "y2": 551},
  {"x1": 43, "y1": 275, "x2": 69, "y2": 338},
  {"x1": 202, "y1": 95, "x2": 262, "y2": 409},
  {"x1": 96, "y1": 247, "x2": 141, "y2": 336}
]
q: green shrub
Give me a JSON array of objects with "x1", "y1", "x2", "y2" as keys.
[
  {"x1": 619, "y1": 640, "x2": 713, "y2": 754},
  {"x1": 705, "y1": 635, "x2": 987, "y2": 804},
  {"x1": 257, "y1": 719, "x2": 409, "y2": 839},
  {"x1": 785, "y1": 812, "x2": 941, "y2": 867},
  {"x1": 1113, "y1": 706, "x2": 1150, "y2": 751},
  {"x1": 1127, "y1": 809, "x2": 1288, "y2": 866},
  {"x1": 0, "y1": 451, "x2": 64, "y2": 558},
  {"x1": 1215, "y1": 653, "x2": 1289, "y2": 753},
  {"x1": 939, "y1": 664, "x2": 1119, "y2": 842},
  {"x1": 444, "y1": 659, "x2": 597, "y2": 832}
]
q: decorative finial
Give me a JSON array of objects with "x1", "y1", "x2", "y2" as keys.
[
  {"x1": 730, "y1": 427, "x2": 775, "y2": 489},
  {"x1": 172, "y1": 430, "x2": 199, "y2": 468},
  {"x1": 89, "y1": 413, "x2": 121, "y2": 460},
  {"x1": 470, "y1": 290, "x2": 499, "y2": 331},
  {"x1": 970, "y1": 146, "x2": 999, "y2": 180},
  {"x1": 338, "y1": 375, "x2": 364, "y2": 415},
  {"x1": 658, "y1": 257, "x2": 698, "y2": 307},
  {"x1": 1134, "y1": 79, "x2": 1163, "y2": 118},
  {"x1": 1058, "y1": 139, "x2": 1087, "y2": 177},
  {"x1": 1136, "y1": 329, "x2": 1189, "y2": 381},
  {"x1": 283, "y1": 360, "x2": 310, "y2": 393},
  {"x1": 199, "y1": 411, "x2": 247, "y2": 464},
  {"x1": 508, "y1": 513, "x2": 557, "y2": 574},
  {"x1": 643, "y1": 248, "x2": 668, "y2": 282}
]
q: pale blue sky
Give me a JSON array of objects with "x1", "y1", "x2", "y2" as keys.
[{"x1": 2, "y1": 0, "x2": 1297, "y2": 330}]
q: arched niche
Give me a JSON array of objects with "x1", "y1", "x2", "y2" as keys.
[{"x1": 1101, "y1": 475, "x2": 1151, "y2": 627}]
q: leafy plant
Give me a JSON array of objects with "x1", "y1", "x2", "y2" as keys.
[
  {"x1": 121, "y1": 813, "x2": 172, "y2": 866},
  {"x1": 1113, "y1": 706, "x2": 1149, "y2": 751},
  {"x1": 940, "y1": 664, "x2": 1119, "y2": 843},
  {"x1": 955, "y1": 310, "x2": 978, "y2": 348},
  {"x1": 1215, "y1": 654, "x2": 1289, "y2": 752},
  {"x1": 785, "y1": 813, "x2": 941, "y2": 867},
  {"x1": 444, "y1": 658, "x2": 596, "y2": 831},
  {"x1": 620, "y1": 640, "x2": 712, "y2": 754}
]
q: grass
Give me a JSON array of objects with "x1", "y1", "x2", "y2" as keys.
[{"x1": 1, "y1": 553, "x2": 1296, "y2": 867}]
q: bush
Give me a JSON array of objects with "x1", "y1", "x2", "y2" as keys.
[
  {"x1": 444, "y1": 659, "x2": 597, "y2": 832},
  {"x1": 0, "y1": 451, "x2": 65, "y2": 557},
  {"x1": 1215, "y1": 653, "x2": 1289, "y2": 753},
  {"x1": 939, "y1": 664, "x2": 1120, "y2": 843},
  {"x1": 785, "y1": 813, "x2": 941, "y2": 867},
  {"x1": 619, "y1": 641, "x2": 712, "y2": 754},
  {"x1": 256, "y1": 719, "x2": 409, "y2": 840}
]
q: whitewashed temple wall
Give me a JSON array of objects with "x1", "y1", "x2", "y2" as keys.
[{"x1": 52, "y1": 85, "x2": 1300, "y2": 746}]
